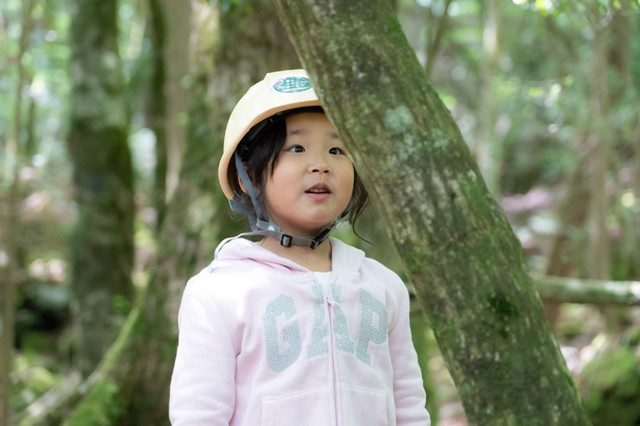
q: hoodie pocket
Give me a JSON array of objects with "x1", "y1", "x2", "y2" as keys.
[
  {"x1": 339, "y1": 384, "x2": 389, "y2": 426},
  {"x1": 261, "y1": 387, "x2": 331, "y2": 426}
]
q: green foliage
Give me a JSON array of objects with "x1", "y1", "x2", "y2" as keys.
[
  {"x1": 62, "y1": 380, "x2": 125, "y2": 426},
  {"x1": 9, "y1": 353, "x2": 64, "y2": 413},
  {"x1": 579, "y1": 343, "x2": 640, "y2": 426}
]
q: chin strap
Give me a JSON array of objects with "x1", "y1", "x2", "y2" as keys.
[
  {"x1": 229, "y1": 153, "x2": 336, "y2": 250},
  {"x1": 232, "y1": 227, "x2": 332, "y2": 250}
]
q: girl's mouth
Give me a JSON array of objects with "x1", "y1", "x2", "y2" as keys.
[
  {"x1": 305, "y1": 183, "x2": 331, "y2": 194},
  {"x1": 305, "y1": 184, "x2": 331, "y2": 200}
]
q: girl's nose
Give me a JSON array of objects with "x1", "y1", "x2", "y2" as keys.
[
  {"x1": 311, "y1": 164, "x2": 330, "y2": 174},
  {"x1": 310, "y1": 155, "x2": 330, "y2": 174}
]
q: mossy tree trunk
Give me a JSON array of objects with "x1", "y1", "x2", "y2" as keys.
[
  {"x1": 161, "y1": 0, "x2": 191, "y2": 201},
  {"x1": 67, "y1": 0, "x2": 135, "y2": 377},
  {"x1": 1, "y1": 0, "x2": 37, "y2": 421},
  {"x1": 273, "y1": 0, "x2": 591, "y2": 424},
  {"x1": 147, "y1": 0, "x2": 168, "y2": 230}
]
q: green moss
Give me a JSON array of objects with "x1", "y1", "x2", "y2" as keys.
[
  {"x1": 488, "y1": 292, "x2": 519, "y2": 319},
  {"x1": 579, "y1": 347, "x2": 640, "y2": 425},
  {"x1": 63, "y1": 380, "x2": 125, "y2": 426},
  {"x1": 406, "y1": 249, "x2": 426, "y2": 275}
]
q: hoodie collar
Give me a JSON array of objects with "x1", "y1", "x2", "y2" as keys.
[{"x1": 215, "y1": 236, "x2": 365, "y2": 276}]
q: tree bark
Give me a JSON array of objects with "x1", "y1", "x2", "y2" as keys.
[
  {"x1": 147, "y1": 0, "x2": 168, "y2": 230},
  {"x1": 609, "y1": 0, "x2": 632, "y2": 101},
  {"x1": 586, "y1": 25, "x2": 610, "y2": 282},
  {"x1": 1, "y1": 0, "x2": 36, "y2": 423},
  {"x1": 477, "y1": 0, "x2": 502, "y2": 197},
  {"x1": 162, "y1": 0, "x2": 190, "y2": 200},
  {"x1": 273, "y1": 0, "x2": 591, "y2": 424},
  {"x1": 424, "y1": 0, "x2": 452, "y2": 78},
  {"x1": 542, "y1": 148, "x2": 590, "y2": 324},
  {"x1": 68, "y1": 0, "x2": 135, "y2": 376}
]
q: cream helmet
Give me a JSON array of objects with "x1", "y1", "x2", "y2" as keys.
[
  {"x1": 218, "y1": 69, "x2": 348, "y2": 249},
  {"x1": 219, "y1": 69, "x2": 321, "y2": 200}
]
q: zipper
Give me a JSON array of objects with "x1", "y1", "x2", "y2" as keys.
[{"x1": 327, "y1": 291, "x2": 340, "y2": 426}]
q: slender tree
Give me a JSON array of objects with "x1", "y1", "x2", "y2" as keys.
[
  {"x1": 273, "y1": 0, "x2": 591, "y2": 424},
  {"x1": 67, "y1": 0, "x2": 135, "y2": 376},
  {"x1": 148, "y1": 0, "x2": 168, "y2": 229},
  {"x1": 477, "y1": 0, "x2": 502, "y2": 197},
  {"x1": 1, "y1": 0, "x2": 37, "y2": 423}
]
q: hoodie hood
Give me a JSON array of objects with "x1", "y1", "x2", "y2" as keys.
[{"x1": 214, "y1": 236, "x2": 365, "y2": 276}]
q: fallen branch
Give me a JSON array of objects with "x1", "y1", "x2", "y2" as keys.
[
  {"x1": 410, "y1": 275, "x2": 640, "y2": 316},
  {"x1": 534, "y1": 275, "x2": 640, "y2": 306}
]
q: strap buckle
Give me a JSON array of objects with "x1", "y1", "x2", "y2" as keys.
[
  {"x1": 280, "y1": 234, "x2": 293, "y2": 247},
  {"x1": 310, "y1": 228, "x2": 331, "y2": 249}
]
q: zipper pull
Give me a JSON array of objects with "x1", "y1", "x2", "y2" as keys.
[{"x1": 327, "y1": 292, "x2": 340, "y2": 307}]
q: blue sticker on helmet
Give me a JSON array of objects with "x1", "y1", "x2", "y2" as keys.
[{"x1": 273, "y1": 77, "x2": 312, "y2": 93}]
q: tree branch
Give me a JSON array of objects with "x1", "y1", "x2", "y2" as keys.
[
  {"x1": 411, "y1": 276, "x2": 640, "y2": 316},
  {"x1": 425, "y1": 0, "x2": 452, "y2": 77},
  {"x1": 535, "y1": 275, "x2": 640, "y2": 306}
]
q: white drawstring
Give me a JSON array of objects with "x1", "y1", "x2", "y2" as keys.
[{"x1": 327, "y1": 293, "x2": 340, "y2": 307}]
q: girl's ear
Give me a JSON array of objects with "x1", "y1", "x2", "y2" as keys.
[{"x1": 237, "y1": 174, "x2": 249, "y2": 195}]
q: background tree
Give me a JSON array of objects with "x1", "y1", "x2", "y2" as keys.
[
  {"x1": 0, "y1": 0, "x2": 37, "y2": 422},
  {"x1": 66, "y1": 0, "x2": 135, "y2": 377},
  {"x1": 273, "y1": 0, "x2": 591, "y2": 424}
]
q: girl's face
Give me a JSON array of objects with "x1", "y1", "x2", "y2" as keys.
[{"x1": 263, "y1": 112, "x2": 355, "y2": 237}]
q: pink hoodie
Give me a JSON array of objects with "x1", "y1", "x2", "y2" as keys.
[{"x1": 169, "y1": 237, "x2": 430, "y2": 426}]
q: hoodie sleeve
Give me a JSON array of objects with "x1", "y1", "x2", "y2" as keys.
[
  {"x1": 169, "y1": 272, "x2": 237, "y2": 426},
  {"x1": 388, "y1": 273, "x2": 431, "y2": 426}
]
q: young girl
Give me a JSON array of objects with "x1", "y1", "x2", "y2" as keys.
[{"x1": 169, "y1": 69, "x2": 430, "y2": 426}]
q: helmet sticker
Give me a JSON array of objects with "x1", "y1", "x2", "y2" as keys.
[{"x1": 272, "y1": 76, "x2": 312, "y2": 94}]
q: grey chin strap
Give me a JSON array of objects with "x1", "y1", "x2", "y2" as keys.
[
  {"x1": 232, "y1": 227, "x2": 332, "y2": 250},
  {"x1": 229, "y1": 153, "x2": 336, "y2": 250}
]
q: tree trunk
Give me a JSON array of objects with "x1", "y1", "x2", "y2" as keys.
[
  {"x1": 477, "y1": 0, "x2": 502, "y2": 197},
  {"x1": 543, "y1": 150, "x2": 590, "y2": 324},
  {"x1": 273, "y1": 0, "x2": 591, "y2": 424},
  {"x1": 424, "y1": 0, "x2": 452, "y2": 78},
  {"x1": 68, "y1": 0, "x2": 135, "y2": 376},
  {"x1": 609, "y1": 0, "x2": 632, "y2": 102},
  {"x1": 586, "y1": 26, "x2": 610, "y2": 282},
  {"x1": 1, "y1": 0, "x2": 36, "y2": 422},
  {"x1": 147, "y1": 0, "x2": 168, "y2": 230},
  {"x1": 162, "y1": 0, "x2": 191, "y2": 201}
]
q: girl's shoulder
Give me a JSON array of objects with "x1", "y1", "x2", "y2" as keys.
[
  {"x1": 331, "y1": 239, "x2": 408, "y2": 296},
  {"x1": 360, "y1": 257, "x2": 406, "y2": 290}
]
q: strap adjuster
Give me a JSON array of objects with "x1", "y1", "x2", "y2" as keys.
[
  {"x1": 280, "y1": 234, "x2": 293, "y2": 247},
  {"x1": 310, "y1": 228, "x2": 331, "y2": 249}
]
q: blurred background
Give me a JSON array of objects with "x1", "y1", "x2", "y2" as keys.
[{"x1": 1, "y1": 0, "x2": 639, "y2": 424}]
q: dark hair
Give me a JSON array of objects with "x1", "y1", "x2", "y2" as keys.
[{"x1": 228, "y1": 108, "x2": 369, "y2": 231}]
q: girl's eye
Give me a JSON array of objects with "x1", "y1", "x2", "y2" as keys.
[
  {"x1": 287, "y1": 145, "x2": 305, "y2": 153},
  {"x1": 329, "y1": 147, "x2": 344, "y2": 155}
]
